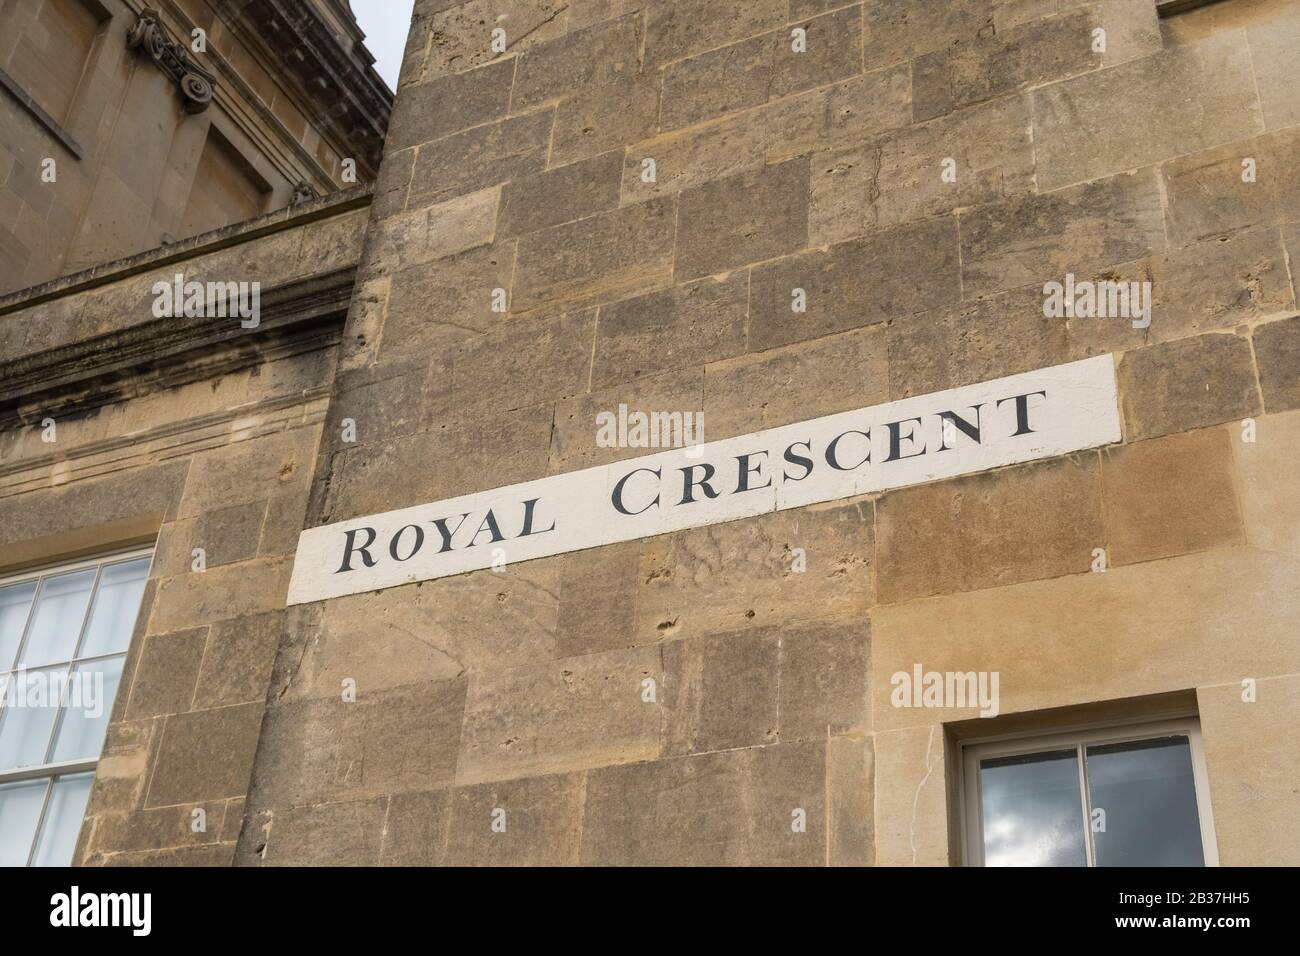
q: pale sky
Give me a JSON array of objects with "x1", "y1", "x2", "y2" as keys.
[{"x1": 351, "y1": 0, "x2": 417, "y2": 91}]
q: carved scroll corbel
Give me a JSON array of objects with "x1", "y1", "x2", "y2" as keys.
[{"x1": 127, "y1": 8, "x2": 217, "y2": 114}]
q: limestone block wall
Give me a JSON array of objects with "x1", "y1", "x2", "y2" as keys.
[
  {"x1": 219, "y1": 0, "x2": 1300, "y2": 866},
  {"x1": 0, "y1": 199, "x2": 369, "y2": 864}
]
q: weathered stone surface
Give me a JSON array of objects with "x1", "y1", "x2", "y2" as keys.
[
  {"x1": 1199, "y1": 675, "x2": 1300, "y2": 865},
  {"x1": 860, "y1": 0, "x2": 996, "y2": 72},
  {"x1": 325, "y1": 402, "x2": 553, "y2": 519},
  {"x1": 84, "y1": 719, "x2": 159, "y2": 817},
  {"x1": 635, "y1": 501, "x2": 874, "y2": 642},
  {"x1": 124, "y1": 627, "x2": 206, "y2": 720},
  {"x1": 549, "y1": 367, "x2": 704, "y2": 471},
  {"x1": 513, "y1": 196, "x2": 676, "y2": 311},
  {"x1": 152, "y1": 501, "x2": 265, "y2": 577},
  {"x1": 876, "y1": 455, "x2": 1103, "y2": 604},
  {"x1": 580, "y1": 741, "x2": 827, "y2": 865},
  {"x1": 809, "y1": 145, "x2": 878, "y2": 246},
  {"x1": 643, "y1": 0, "x2": 787, "y2": 68},
  {"x1": 290, "y1": 559, "x2": 562, "y2": 696},
  {"x1": 1102, "y1": 428, "x2": 1244, "y2": 567},
  {"x1": 998, "y1": 0, "x2": 1162, "y2": 66},
  {"x1": 592, "y1": 273, "x2": 748, "y2": 388},
  {"x1": 828, "y1": 733, "x2": 874, "y2": 866},
  {"x1": 443, "y1": 772, "x2": 584, "y2": 865},
  {"x1": 567, "y1": 0, "x2": 645, "y2": 32},
  {"x1": 148, "y1": 559, "x2": 291, "y2": 633},
  {"x1": 498, "y1": 151, "x2": 623, "y2": 238},
  {"x1": 406, "y1": 111, "x2": 554, "y2": 209},
  {"x1": 872, "y1": 93, "x2": 1035, "y2": 229},
  {"x1": 193, "y1": 612, "x2": 283, "y2": 710},
  {"x1": 620, "y1": 65, "x2": 911, "y2": 203},
  {"x1": 456, "y1": 645, "x2": 663, "y2": 783},
  {"x1": 360, "y1": 186, "x2": 500, "y2": 280},
  {"x1": 0, "y1": 463, "x2": 186, "y2": 567},
  {"x1": 871, "y1": 546, "x2": 1300, "y2": 731},
  {"x1": 660, "y1": 7, "x2": 863, "y2": 130},
  {"x1": 1233, "y1": 408, "x2": 1300, "y2": 557},
  {"x1": 383, "y1": 242, "x2": 517, "y2": 356},
  {"x1": 1034, "y1": 30, "x2": 1262, "y2": 191},
  {"x1": 379, "y1": 790, "x2": 450, "y2": 865},
  {"x1": 91, "y1": 803, "x2": 230, "y2": 855},
  {"x1": 1253, "y1": 315, "x2": 1300, "y2": 413},
  {"x1": 959, "y1": 170, "x2": 1167, "y2": 299},
  {"x1": 551, "y1": 74, "x2": 662, "y2": 166},
  {"x1": 871, "y1": 726, "x2": 949, "y2": 865},
  {"x1": 675, "y1": 159, "x2": 810, "y2": 281},
  {"x1": 512, "y1": 14, "x2": 642, "y2": 111},
  {"x1": 261, "y1": 798, "x2": 389, "y2": 866},
  {"x1": 1246, "y1": 3, "x2": 1300, "y2": 130},
  {"x1": 450, "y1": 309, "x2": 595, "y2": 413},
  {"x1": 176, "y1": 429, "x2": 319, "y2": 520},
  {"x1": 704, "y1": 324, "x2": 890, "y2": 439},
  {"x1": 749, "y1": 216, "x2": 961, "y2": 350},
  {"x1": 248, "y1": 679, "x2": 467, "y2": 807},
  {"x1": 663, "y1": 627, "x2": 781, "y2": 755},
  {"x1": 145, "y1": 703, "x2": 264, "y2": 808},
  {"x1": 779, "y1": 619, "x2": 871, "y2": 741},
  {"x1": 420, "y1": 0, "x2": 569, "y2": 79},
  {"x1": 1143, "y1": 226, "x2": 1294, "y2": 344},
  {"x1": 386, "y1": 59, "x2": 514, "y2": 151},
  {"x1": 912, "y1": 6, "x2": 1100, "y2": 121},
  {"x1": 1118, "y1": 332, "x2": 1261, "y2": 441},
  {"x1": 887, "y1": 284, "x2": 1069, "y2": 399},
  {"x1": 556, "y1": 541, "x2": 644, "y2": 656},
  {"x1": 1162, "y1": 127, "x2": 1300, "y2": 246}
]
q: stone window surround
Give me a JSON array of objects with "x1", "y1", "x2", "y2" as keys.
[
  {"x1": 958, "y1": 713, "x2": 1219, "y2": 866},
  {"x1": 0, "y1": 0, "x2": 114, "y2": 161}
]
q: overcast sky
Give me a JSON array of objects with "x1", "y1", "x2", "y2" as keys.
[{"x1": 351, "y1": 0, "x2": 417, "y2": 91}]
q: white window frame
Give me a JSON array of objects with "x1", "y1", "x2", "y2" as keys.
[
  {"x1": 0, "y1": 545, "x2": 154, "y2": 866},
  {"x1": 960, "y1": 716, "x2": 1219, "y2": 867}
]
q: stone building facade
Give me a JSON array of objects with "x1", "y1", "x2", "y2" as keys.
[
  {"x1": 0, "y1": 0, "x2": 389, "y2": 293},
  {"x1": 1, "y1": 0, "x2": 1298, "y2": 867}
]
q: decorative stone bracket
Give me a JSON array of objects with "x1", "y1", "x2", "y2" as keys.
[{"x1": 127, "y1": 8, "x2": 217, "y2": 114}]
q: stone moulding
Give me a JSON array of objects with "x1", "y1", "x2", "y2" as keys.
[{"x1": 127, "y1": 7, "x2": 218, "y2": 114}]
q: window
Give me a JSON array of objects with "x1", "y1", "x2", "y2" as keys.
[
  {"x1": 0, "y1": 548, "x2": 152, "y2": 867},
  {"x1": 0, "y1": 0, "x2": 105, "y2": 124},
  {"x1": 962, "y1": 718, "x2": 1218, "y2": 866},
  {"x1": 178, "y1": 126, "x2": 272, "y2": 240}
]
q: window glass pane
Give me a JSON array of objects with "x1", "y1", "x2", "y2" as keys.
[
  {"x1": 78, "y1": 558, "x2": 150, "y2": 658},
  {"x1": 30, "y1": 772, "x2": 94, "y2": 867},
  {"x1": 1086, "y1": 736, "x2": 1205, "y2": 866},
  {"x1": 49, "y1": 657, "x2": 124, "y2": 765},
  {"x1": 16, "y1": 570, "x2": 96, "y2": 668},
  {"x1": 0, "y1": 665, "x2": 66, "y2": 771},
  {"x1": 979, "y1": 749, "x2": 1088, "y2": 866},
  {"x1": 0, "y1": 778, "x2": 47, "y2": 866},
  {"x1": 0, "y1": 581, "x2": 38, "y2": 672}
]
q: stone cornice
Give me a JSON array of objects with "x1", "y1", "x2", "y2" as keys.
[
  {"x1": 0, "y1": 267, "x2": 352, "y2": 424},
  {"x1": 213, "y1": 0, "x2": 393, "y2": 175}
]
